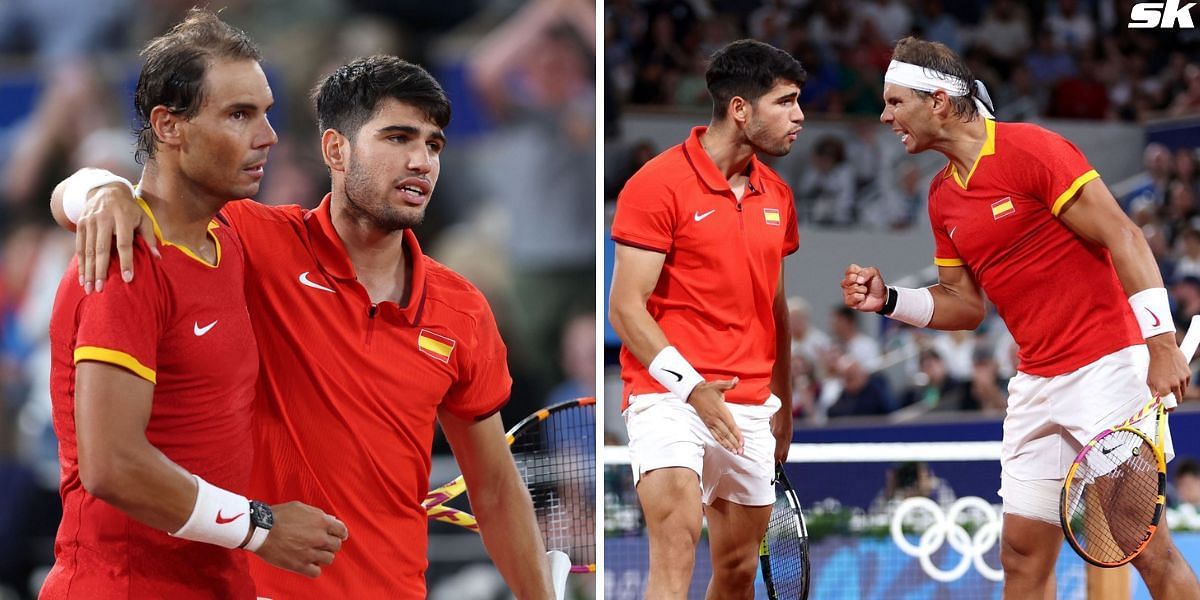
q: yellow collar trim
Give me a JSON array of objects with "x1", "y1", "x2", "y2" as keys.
[
  {"x1": 134, "y1": 195, "x2": 222, "y2": 268},
  {"x1": 949, "y1": 118, "x2": 995, "y2": 190}
]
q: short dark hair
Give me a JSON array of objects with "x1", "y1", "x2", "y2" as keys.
[
  {"x1": 890, "y1": 36, "x2": 981, "y2": 121},
  {"x1": 705, "y1": 39, "x2": 806, "y2": 120},
  {"x1": 134, "y1": 8, "x2": 262, "y2": 164},
  {"x1": 312, "y1": 55, "x2": 451, "y2": 139}
]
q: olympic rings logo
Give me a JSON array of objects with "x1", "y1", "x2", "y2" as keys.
[{"x1": 889, "y1": 496, "x2": 1004, "y2": 583}]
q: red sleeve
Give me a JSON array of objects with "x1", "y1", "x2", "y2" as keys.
[
  {"x1": 442, "y1": 301, "x2": 512, "y2": 421},
  {"x1": 928, "y1": 175, "x2": 963, "y2": 267},
  {"x1": 73, "y1": 242, "x2": 166, "y2": 383},
  {"x1": 610, "y1": 172, "x2": 676, "y2": 253},
  {"x1": 1021, "y1": 127, "x2": 1100, "y2": 217},
  {"x1": 783, "y1": 188, "x2": 800, "y2": 256}
]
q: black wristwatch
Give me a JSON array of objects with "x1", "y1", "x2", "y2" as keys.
[
  {"x1": 249, "y1": 500, "x2": 274, "y2": 531},
  {"x1": 239, "y1": 500, "x2": 274, "y2": 549}
]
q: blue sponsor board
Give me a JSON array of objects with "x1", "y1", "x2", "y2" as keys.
[{"x1": 604, "y1": 532, "x2": 1200, "y2": 599}]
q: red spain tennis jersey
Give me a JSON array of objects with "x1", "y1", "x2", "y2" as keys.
[
  {"x1": 44, "y1": 202, "x2": 258, "y2": 599},
  {"x1": 928, "y1": 119, "x2": 1141, "y2": 376},
  {"x1": 219, "y1": 196, "x2": 511, "y2": 599},
  {"x1": 611, "y1": 126, "x2": 800, "y2": 407}
]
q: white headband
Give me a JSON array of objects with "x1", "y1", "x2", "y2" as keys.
[{"x1": 884, "y1": 60, "x2": 994, "y2": 119}]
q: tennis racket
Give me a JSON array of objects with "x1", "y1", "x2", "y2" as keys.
[
  {"x1": 1061, "y1": 316, "x2": 1200, "y2": 567},
  {"x1": 759, "y1": 464, "x2": 811, "y2": 599},
  {"x1": 423, "y1": 397, "x2": 596, "y2": 574}
]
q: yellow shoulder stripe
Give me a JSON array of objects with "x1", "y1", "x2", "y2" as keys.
[
  {"x1": 1051, "y1": 169, "x2": 1100, "y2": 216},
  {"x1": 74, "y1": 346, "x2": 156, "y2": 384}
]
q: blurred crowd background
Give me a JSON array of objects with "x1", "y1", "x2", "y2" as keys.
[{"x1": 0, "y1": 0, "x2": 595, "y2": 598}]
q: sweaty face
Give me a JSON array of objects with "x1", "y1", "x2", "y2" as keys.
[
  {"x1": 880, "y1": 83, "x2": 934, "y2": 154},
  {"x1": 177, "y1": 59, "x2": 276, "y2": 200},
  {"x1": 744, "y1": 80, "x2": 804, "y2": 157},
  {"x1": 342, "y1": 98, "x2": 444, "y2": 231}
]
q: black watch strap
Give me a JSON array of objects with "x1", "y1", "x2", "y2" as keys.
[{"x1": 877, "y1": 286, "x2": 898, "y2": 316}]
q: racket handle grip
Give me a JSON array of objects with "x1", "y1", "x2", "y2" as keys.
[{"x1": 548, "y1": 550, "x2": 570, "y2": 600}]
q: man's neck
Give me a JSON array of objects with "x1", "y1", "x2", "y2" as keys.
[
  {"x1": 137, "y1": 162, "x2": 223, "y2": 258},
  {"x1": 700, "y1": 121, "x2": 756, "y2": 183},
  {"x1": 932, "y1": 117, "x2": 989, "y2": 180},
  {"x1": 329, "y1": 191, "x2": 411, "y2": 306}
]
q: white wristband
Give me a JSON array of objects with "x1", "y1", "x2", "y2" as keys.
[
  {"x1": 1129, "y1": 287, "x2": 1175, "y2": 339},
  {"x1": 888, "y1": 286, "x2": 935, "y2": 328},
  {"x1": 649, "y1": 346, "x2": 706, "y2": 402},
  {"x1": 62, "y1": 168, "x2": 135, "y2": 225},
  {"x1": 170, "y1": 475, "x2": 251, "y2": 549}
]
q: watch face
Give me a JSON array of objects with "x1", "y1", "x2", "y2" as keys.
[{"x1": 252, "y1": 501, "x2": 275, "y2": 529}]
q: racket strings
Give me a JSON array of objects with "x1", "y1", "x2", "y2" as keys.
[
  {"x1": 764, "y1": 483, "x2": 809, "y2": 598},
  {"x1": 510, "y1": 403, "x2": 596, "y2": 569},
  {"x1": 1065, "y1": 430, "x2": 1160, "y2": 564}
]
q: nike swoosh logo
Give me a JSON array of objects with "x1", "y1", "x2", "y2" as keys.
[
  {"x1": 215, "y1": 510, "x2": 244, "y2": 525},
  {"x1": 949, "y1": 226, "x2": 958, "y2": 239},
  {"x1": 194, "y1": 320, "x2": 218, "y2": 336},
  {"x1": 1145, "y1": 307, "x2": 1161, "y2": 327},
  {"x1": 694, "y1": 210, "x2": 716, "y2": 222},
  {"x1": 663, "y1": 368, "x2": 683, "y2": 382},
  {"x1": 299, "y1": 271, "x2": 335, "y2": 293}
]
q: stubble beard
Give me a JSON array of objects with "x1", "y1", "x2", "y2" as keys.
[
  {"x1": 747, "y1": 119, "x2": 793, "y2": 158},
  {"x1": 343, "y1": 157, "x2": 426, "y2": 232}
]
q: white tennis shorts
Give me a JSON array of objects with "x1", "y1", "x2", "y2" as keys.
[
  {"x1": 623, "y1": 392, "x2": 781, "y2": 507},
  {"x1": 1001, "y1": 344, "x2": 1174, "y2": 483}
]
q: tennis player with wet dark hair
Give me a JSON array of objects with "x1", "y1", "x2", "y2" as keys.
[
  {"x1": 43, "y1": 10, "x2": 346, "y2": 599},
  {"x1": 842, "y1": 36, "x2": 1200, "y2": 599}
]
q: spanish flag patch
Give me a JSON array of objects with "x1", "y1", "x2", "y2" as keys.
[
  {"x1": 991, "y1": 197, "x2": 1015, "y2": 220},
  {"x1": 763, "y1": 208, "x2": 781, "y2": 226},
  {"x1": 418, "y1": 329, "x2": 455, "y2": 363}
]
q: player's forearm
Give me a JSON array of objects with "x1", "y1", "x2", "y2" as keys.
[
  {"x1": 608, "y1": 297, "x2": 671, "y2": 367},
  {"x1": 472, "y1": 468, "x2": 554, "y2": 599},
  {"x1": 78, "y1": 438, "x2": 200, "y2": 533},
  {"x1": 1106, "y1": 223, "x2": 1167, "y2": 300},
  {"x1": 770, "y1": 288, "x2": 791, "y2": 404},
  {"x1": 926, "y1": 284, "x2": 985, "y2": 331}
]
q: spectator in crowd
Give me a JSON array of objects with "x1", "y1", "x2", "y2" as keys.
[
  {"x1": 1175, "y1": 458, "x2": 1200, "y2": 508},
  {"x1": 872, "y1": 461, "x2": 956, "y2": 513},
  {"x1": 828, "y1": 355, "x2": 895, "y2": 417},
  {"x1": 830, "y1": 306, "x2": 881, "y2": 372},
  {"x1": 1175, "y1": 230, "x2": 1200, "y2": 281},
  {"x1": 974, "y1": 0, "x2": 1031, "y2": 71},
  {"x1": 546, "y1": 309, "x2": 597, "y2": 405},
  {"x1": 914, "y1": 0, "x2": 962, "y2": 54},
  {"x1": 1121, "y1": 143, "x2": 1174, "y2": 212},
  {"x1": 468, "y1": 0, "x2": 596, "y2": 398},
  {"x1": 1045, "y1": 0, "x2": 1094, "y2": 52},
  {"x1": 798, "y1": 136, "x2": 856, "y2": 226},
  {"x1": 1024, "y1": 30, "x2": 1076, "y2": 86},
  {"x1": 789, "y1": 296, "x2": 832, "y2": 376},
  {"x1": 897, "y1": 349, "x2": 968, "y2": 415},
  {"x1": 1049, "y1": 50, "x2": 1110, "y2": 119},
  {"x1": 967, "y1": 346, "x2": 1009, "y2": 415}
]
